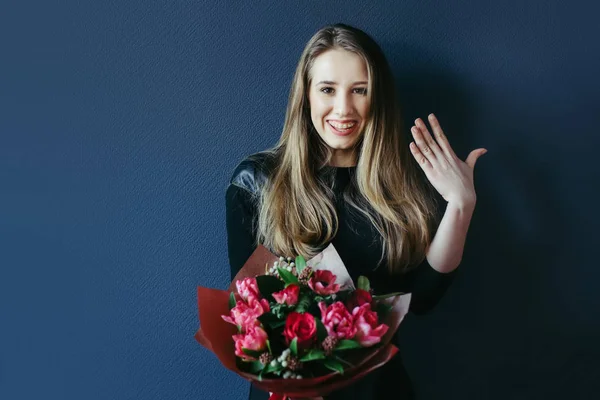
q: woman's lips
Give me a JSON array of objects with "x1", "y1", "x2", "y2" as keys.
[{"x1": 327, "y1": 121, "x2": 358, "y2": 136}]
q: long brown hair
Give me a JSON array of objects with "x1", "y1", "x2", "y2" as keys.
[{"x1": 256, "y1": 23, "x2": 439, "y2": 274}]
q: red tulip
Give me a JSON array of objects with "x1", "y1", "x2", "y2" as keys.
[
  {"x1": 272, "y1": 284, "x2": 300, "y2": 306},
  {"x1": 318, "y1": 301, "x2": 357, "y2": 340},
  {"x1": 308, "y1": 270, "x2": 340, "y2": 295},
  {"x1": 345, "y1": 288, "x2": 372, "y2": 312},
  {"x1": 352, "y1": 303, "x2": 388, "y2": 347}
]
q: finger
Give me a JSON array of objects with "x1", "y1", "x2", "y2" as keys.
[
  {"x1": 428, "y1": 114, "x2": 459, "y2": 160},
  {"x1": 411, "y1": 125, "x2": 439, "y2": 167},
  {"x1": 465, "y1": 148, "x2": 487, "y2": 169},
  {"x1": 414, "y1": 118, "x2": 445, "y2": 161},
  {"x1": 409, "y1": 141, "x2": 434, "y2": 172}
]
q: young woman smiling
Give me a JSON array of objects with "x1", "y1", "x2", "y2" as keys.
[{"x1": 226, "y1": 23, "x2": 486, "y2": 400}]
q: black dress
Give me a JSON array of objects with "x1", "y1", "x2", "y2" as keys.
[{"x1": 225, "y1": 152, "x2": 458, "y2": 400}]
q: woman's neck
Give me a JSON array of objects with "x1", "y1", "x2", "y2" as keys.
[{"x1": 329, "y1": 150, "x2": 357, "y2": 167}]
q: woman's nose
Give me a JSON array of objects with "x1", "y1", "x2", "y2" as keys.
[{"x1": 333, "y1": 93, "x2": 354, "y2": 116}]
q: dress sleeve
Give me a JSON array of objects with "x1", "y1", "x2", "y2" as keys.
[
  {"x1": 225, "y1": 183, "x2": 259, "y2": 281},
  {"x1": 404, "y1": 258, "x2": 459, "y2": 315}
]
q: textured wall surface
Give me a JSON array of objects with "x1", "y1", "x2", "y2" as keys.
[{"x1": 2, "y1": 1, "x2": 599, "y2": 399}]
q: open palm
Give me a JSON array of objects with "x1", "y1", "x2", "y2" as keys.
[{"x1": 409, "y1": 114, "x2": 487, "y2": 207}]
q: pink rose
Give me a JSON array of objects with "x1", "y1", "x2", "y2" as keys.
[
  {"x1": 352, "y1": 303, "x2": 388, "y2": 347},
  {"x1": 318, "y1": 301, "x2": 357, "y2": 340},
  {"x1": 233, "y1": 325, "x2": 268, "y2": 361},
  {"x1": 345, "y1": 288, "x2": 372, "y2": 312},
  {"x1": 222, "y1": 300, "x2": 264, "y2": 331},
  {"x1": 236, "y1": 277, "x2": 261, "y2": 302},
  {"x1": 308, "y1": 270, "x2": 340, "y2": 295},
  {"x1": 272, "y1": 284, "x2": 300, "y2": 306}
]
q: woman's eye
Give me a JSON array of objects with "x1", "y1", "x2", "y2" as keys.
[{"x1": 320, "y1": 87, "x2": 368, "y2": 95}]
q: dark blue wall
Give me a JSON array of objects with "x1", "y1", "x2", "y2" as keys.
[{"x1": 2, "y1": 1, "x2": 599, "y2": 399}]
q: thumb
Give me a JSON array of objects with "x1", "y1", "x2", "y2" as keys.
[{"x1": 466, "y1": 148, "x2": 487, "y2": 169}]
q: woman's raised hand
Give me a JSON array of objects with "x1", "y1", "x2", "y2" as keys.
[{"x1": 409, "y1": 113, "x2": 487, "y2": 208}]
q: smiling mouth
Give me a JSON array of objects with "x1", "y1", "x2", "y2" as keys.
[
  {"x1": 328, "y1": 120, "x2": 357, "y2": 129},
  {"x1": 327, "y1": 121, "x2": 358, "y2": 136}
]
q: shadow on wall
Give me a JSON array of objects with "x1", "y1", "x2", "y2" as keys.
[{"x1": 385, "y1": 43, "x2": 595, "y2": 398}]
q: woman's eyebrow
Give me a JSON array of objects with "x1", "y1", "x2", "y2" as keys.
[{"x1": 316, "y1": 80, "x2": 368, "y2": 85}]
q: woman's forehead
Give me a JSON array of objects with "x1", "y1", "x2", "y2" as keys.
[{"x1": 309, "y1": 49, "x2": 368, "y2": 84}]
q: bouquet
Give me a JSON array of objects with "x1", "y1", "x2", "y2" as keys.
[{"x1": 195, "y1": 244, "x2": 411, "y2": 400}]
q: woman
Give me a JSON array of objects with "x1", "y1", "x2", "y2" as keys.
[{"x1": 225, "y1": 23, "x2": 486, "y2": 400}]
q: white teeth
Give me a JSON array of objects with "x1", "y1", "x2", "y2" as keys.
[{"x1": 329, "y1": 121, "x2": 356, "y2": 129}]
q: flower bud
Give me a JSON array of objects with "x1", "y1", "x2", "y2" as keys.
[{"x1": 259, "y1": 352, "x2": 273, "y2": 366}]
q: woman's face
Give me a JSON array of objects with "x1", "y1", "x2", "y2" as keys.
[{"x1": 308, "y1": 48, "x2": 370, "y2": 167}]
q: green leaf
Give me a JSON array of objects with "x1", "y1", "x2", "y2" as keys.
[
  {"x1": 315, "y1": 318, "x2": 328, "y2": 342},
  {"x1": 256, "y1": 275, "x2": 285, "y2": 299},
  {"x1": 290, "y1": 337, "x2": 298, "y2": 356},
  {"x1": 334, "y1": 289, "x2": 352, "y2": 302},
  {"x1": 277, "y1": 266, "x2": 299, "y2": 286},
  {"x1": 266, "y1": 340, "x2": 272, "y2": 354},
  {"x1": 258, "y1": 359, "x2": 279, "y2": 380},
  {"x1": 334, "y1": 339, "x2": 362, "y2": 351},
  {"x1": 257, "y1": 312, "x2": 279, "y2": 326},
  {"x1": 295, "y1": 255, "x2": 306, "y2": 273},
  {"x1": 299, "y1": 349, "x2": 325, "y2": 362},
  {"x1": 375, "y1": 302, "x2": 393, "y2": 318},
  {"x1": 270, "y1": 320, "x2": 286, "y2": 329},
  {"x1": 242, "y1": 348, "x2": 263, "y2": 359},
  {"x1": 229, "y1": 292, "x2": 237, "y2": 309},
  {"x1": 294, "y1": 294, "x2": 312, "y2": 313},
  {"x1": 248, "y1": 360, "x2": 264, "y2": 373},
  {"x1": 323, "y1": 358, "x2": 344, "y2": 375},
  {"x1": 263, "y1": 362, "x2": 281, "y2": 374},
  {"x1": 357, "y1": 276, "x2": 370, "y2": 291}
]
